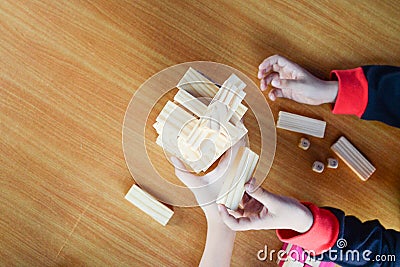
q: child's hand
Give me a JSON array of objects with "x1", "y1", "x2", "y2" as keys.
[
  {"x1": 218, "y1": 178, "x2": 314, "y2": 233},
  {"x1": 258, "y1": 55, "x2": 338, "y2": 105},
  {"x1": 171, "y1": 138, "x2": 246, "y2": 224}
]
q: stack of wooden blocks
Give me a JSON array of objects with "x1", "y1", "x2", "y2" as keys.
[
  {"x1": 153, "y1": 67, "x2": 250, "y2": 173},
  {"x1": 125, "y1": 67, "x2": 259, "y2": 225}
]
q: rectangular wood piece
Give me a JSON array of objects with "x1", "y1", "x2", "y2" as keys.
[
  {"x1": 277, "y1": 111, "x2": 326, "y2": 138},
  {"x1": 216, "y1": 147, "x2": 259, "y2": 210},
  {"x1": 331, "y1": 136, "x2": 376, "y2": 181},
  {"x1": 125, "y1": 184, "x2": 174, "y2": 226},
  {"x1": 177, "y1": 67, "x2": 248, "y2": 121}
]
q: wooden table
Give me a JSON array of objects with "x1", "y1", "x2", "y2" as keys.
[{"x1": 1, "y1": 1, "x2": 399, "y2": 266}]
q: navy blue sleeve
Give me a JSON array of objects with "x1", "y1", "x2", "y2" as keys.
[
  {"x1": 361, "y1": 66, "x2": 400, "y2": 128},
  {"x1": 319, "y1": 207, "x2": 400, "y2": 266}
]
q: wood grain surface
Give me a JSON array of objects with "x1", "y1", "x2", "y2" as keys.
[{"x1": 1, "y1": 1, "x2": 399, "y2": 266}]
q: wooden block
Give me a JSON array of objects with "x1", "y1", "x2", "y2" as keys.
[
  {"x1": 125, "y1": 184, "x2": 174, "y2": 226},
  {"x1": 173, "y1": 89, "x2": 208, "y2": 117},
  {"x1": 312, "y1": 161, "x2": 324, "y2": 173},
  {"x1": 305, "y1": 255, "x2": 321, "y2": 267},
  {"x1": 331, "y1": 136, "x2": 376, "y2": 181},
  {"x1": 298, "y1": 137, "x2": 310, "y2": 150},
  {"x1": 216, "y1": 147, "x2": 259, "y2": 210},
  {"x1": 277, "y1": 111, "x2": 326, "y2": 138},
  {"x1": 176, "y1": 67, "x2": 247, "y2": 122},
  {"x1": 176, "y1": 67, "x2": 219, "y2": 99},
  {"x1": 284, "y1": 243, "x2": 293, "y2": 254},
  {"x1": 327, "y1": 158, "x2": 338, "y2": 169},
  {"x1": 154, "y1": 69, "x2": 250, "y2": 174},
  {"x1": 282, "y1": 257, "x2": 305, "y2": 267}
]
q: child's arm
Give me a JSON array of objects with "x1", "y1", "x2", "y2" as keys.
[
  {"x1": 258, "y1": 55, "x2": 400, "y2": 127},
  {"x1": 315, "y1": 207, "x2": 400, "y2": 266},
  {"x1": 171, "y1": 140, "x2": 247, "y2": 266},
  {"x1": 331, "y1": 66, "x2": 400, "y2": 127},
  {"x1": 219, "y1": 180, "x2": 400, "y2": 266}
]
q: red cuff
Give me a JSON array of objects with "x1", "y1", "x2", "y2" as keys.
[
  {"x1": 330, "y1": 67, "x2": 369, "y2": 117},
  {"x1": 276, "y1": 202, "x2": 339, "y2": 255}
]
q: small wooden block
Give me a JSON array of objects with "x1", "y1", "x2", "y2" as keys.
[
  {"x1": 312, "y1": 161, "x2": 324, "y2": 173},
  {"x1": 277, "y1": 111, "x2": 326, "y2": 138},
  {"x1": 327, "y1": 158, "x2": 338, "y2": 169},
  {"x1": 125, "y1": 184, "x2": 174, "y2": 226},
  {"x1": 331, "y1": 136, "x2": 376, "y2": 181},
  {"x1": 298, "y1": 137, "x2": 310, "y2": 150}
]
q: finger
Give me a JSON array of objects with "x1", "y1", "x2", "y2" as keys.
[
  {"x1": 265, "y1": 73, "x2": 279, "y2": 86},
  {"x1": 268, "y1": 88, "x2": 284, "y2": 101},
  {"x1": 260, "y1": 73, "x2": 278, "y2": 91},
  {"x1": 245, "y1": 183, "x2": 282, "y2": 211},
  {"x1": 258, "y1": 55, "x2": 294, "y2": 75},
  {"x1": 271, "y1": 78, "x2": 302, "y2": 91},
  {"x1": 218, "y1": 204, "x2": 253, "y2": 231},
  {"x1": 257, "y1": 67, "x2": 269, "y2": 80}
]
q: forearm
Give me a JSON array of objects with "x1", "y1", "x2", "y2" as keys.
[{"x1": 200, "y1": 219, "x2": 236, "y2": 267}]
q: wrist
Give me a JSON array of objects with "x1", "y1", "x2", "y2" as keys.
[
  {"x1": 325, "y1": 81, "x2": 339, "y2": 103},
  {"x1": 293, "y1": 204, "x2": 314, "y2": 233}
]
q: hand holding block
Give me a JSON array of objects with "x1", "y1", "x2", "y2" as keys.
[
  {"x1": 327, "y1": 158, "x2": 338, "y2": 169},
  {"x1": 216, "y1": 147, "x2": 259, "y2": 210},
  {"x1": 125, "y1": 184, "x2": 174, "y2": 226},
  {"x1": 312, "y1": 161, "x2": 324, "y2": 173},
  {"x1": 298, "y1": 137, "x2": 310, "y2": 150}
]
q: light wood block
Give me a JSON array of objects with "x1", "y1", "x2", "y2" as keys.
[
  {"x1": 216, "y1": 147, "x2": 259, "y2": 210},
  {"x1": 177, "y1": 67, "x2": 248, "y2": 121},
  {"x1": 282, "y1": 257, "x2": 304, "y2": 267},
  {"x1": 298, "y1": 137, "x2": 310, "y2": 150},
  {"x1": 277, "y1": 111, "x2": 326, "y2": 138},
  {"x1": 305, "y1": 255, "x2": 321, "y2": 267},
  {"x1": 125, "y1": 184, "x2": 174, "y2": 226},
  {"x1": 312, "y1": 161, "x2": 324, "y2": 173},
  {"x1": 331, "y1": 136, "x2": 376, "y2": 181}
]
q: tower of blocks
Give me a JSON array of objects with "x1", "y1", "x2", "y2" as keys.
[
  {"x1": 153, "y1": 67, "x2": 254, "y2": 173},
  {"x1": 125, "y1": 68, "x2": 260, "y2": 226},
  {"x1": 154, "y1": 68, "x2": 259, "y2": 209}
]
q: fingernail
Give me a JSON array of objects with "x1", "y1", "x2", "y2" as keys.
[
  {"x1": 245, "y1": 183, "x2": 254, "y2": 192},
  {"x1": 271, "y1": 79, "x2": 280, "y2": 87},
  {"x1": 217, "y1": 204, "x2": 223, "y2": 212},
  {"x1": 268, "y1": 92, "x2": 275, "y2": 101}
]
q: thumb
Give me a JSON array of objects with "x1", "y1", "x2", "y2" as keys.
[
  {"x1": 271, "y1": 78, "x2": 303, "y2": 90},
  {"x1": 245, "y1": 182, "x2": 281, "y2": 211}
]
